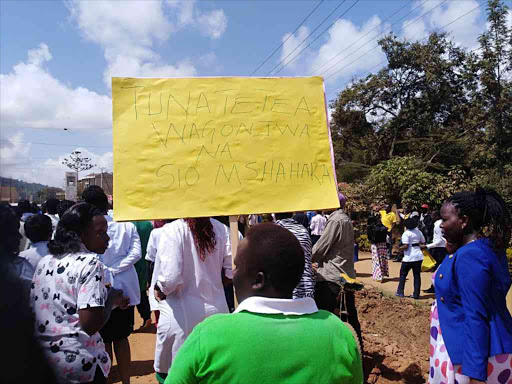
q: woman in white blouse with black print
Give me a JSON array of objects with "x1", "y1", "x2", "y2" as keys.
[{"x1": 32, "y1": 203, "x2": 127, "y2": 384}]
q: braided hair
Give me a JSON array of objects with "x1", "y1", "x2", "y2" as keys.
[
  {"x1": 447, "y1": 188, "x2": 511, "y2": 250},
  {"x1": 184, "y1": 218, "x2": 217, "y2": 261}
]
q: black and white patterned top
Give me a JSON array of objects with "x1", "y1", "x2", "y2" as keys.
[
  {"x1": 31, "y1": 250, "x2": 111, "y2": 383},
  {"x1": 276, "y1": 218, "x2": 315, "y2": 298}
]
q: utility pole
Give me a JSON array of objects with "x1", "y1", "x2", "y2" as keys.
[{"x1": 100, "y1": 167, "x2": 104, "y2": 189}]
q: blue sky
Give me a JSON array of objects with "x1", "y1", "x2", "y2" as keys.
[{"x1": 0, "y1": 0, "x2": 496, "y2": 187}]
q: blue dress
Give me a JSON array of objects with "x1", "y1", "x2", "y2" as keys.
[{"x1": 434, "y1": 238, "x2": 512, "y2": 381}]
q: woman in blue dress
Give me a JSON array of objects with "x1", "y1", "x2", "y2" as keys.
[{"x1": 429, "y1": 188, "x2": 512, "y2": 383}]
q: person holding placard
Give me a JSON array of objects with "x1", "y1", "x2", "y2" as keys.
[
  {"x1": 165, "y1": 223, "x2": 363, "y2": 384},
  {"x1": 153, "y1": 218, "x2": 232, "y2": 384}
]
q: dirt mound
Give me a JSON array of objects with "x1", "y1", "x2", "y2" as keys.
[{"x1": 356, "y1": 287, "x2": 431, "y2": 383}]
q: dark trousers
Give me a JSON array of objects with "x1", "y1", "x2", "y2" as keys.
[
  {"x1": 86, "y1": 367, "x2": 106, "y2": 384},
  {"x1": 136, "y1": 289, "x2": 151, "y2": 322},
  {"x1": 311, "y1": 235, "x2": 321, "y2": 246},
  {"x1": 314, "y1": 281, "x2": 363, "y2": 352},
  {"x1": 431, "y1": 247, "x2": 448, "y2": 270},
  {"x1": 397, "y1": 260, "x2": 422, "y2": 298}
]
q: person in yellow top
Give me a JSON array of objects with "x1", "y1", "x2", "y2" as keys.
[
  {"x1": 379, "y1": 205, "x2": 397, "y2": 232},
  {"x1": 379, "y1": 205, "x2": 397, "y2": 259}
]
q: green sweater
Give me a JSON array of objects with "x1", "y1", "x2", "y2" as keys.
[{"x1": 166, "y1": 310, "x2": 363, "y2": 384}]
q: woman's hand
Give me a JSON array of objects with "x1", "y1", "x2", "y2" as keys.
[
  {"x1": 109, "y1": 287, "x2": 124, "y2": 307},
  {"x1": 119, "y1": 296, "x2": 130, "y2": 310},
  {"x1": 154, "y1": 285, "x2": 166, "y2": 302}
]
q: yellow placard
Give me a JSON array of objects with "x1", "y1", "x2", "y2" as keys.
[{"x1": 112, "y1": 77, "x2": 339, "y2": 221}]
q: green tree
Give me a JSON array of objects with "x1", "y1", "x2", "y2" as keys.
[{"x1": 476, "y1": 0, "x2": 512, "y2": 168}]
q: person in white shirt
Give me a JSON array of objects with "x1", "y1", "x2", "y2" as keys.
[
  {"x1": 309, "y1": 211, "x2": 327, "y2": 246},
  {"x1": 44, "y1": 198, "x2": 60, "y2": 237},
  {"x1": 424, "y1": 210, "x2": 447, "y2": 294},
  {"x1": 19, "y1": 214, "x2": 52, "y2": 270},
  {"x1": 152, "y1": 217, "x2": 232, "y2": 383},
  {"x1": 145, "y1": 222, "x2": 171, "y2": 325},
  {"x1": 82, "y1": 186, "x2": 141, "y2": 384},
  {"x1": 396, "y1": 217, "x2": 426, "y2": 299}
]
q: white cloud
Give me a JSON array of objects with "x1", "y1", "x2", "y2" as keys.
[
  {"x1": 68, "y1": 0, "x2": 227, "y2": 87},
  {"x1": 0, "y1": 132, "x2": 113, "y2": 187},
  {"x1": 167, "y1": 0, "x2": 228, "y2": 39},
  {"x1": 310, "y1": 16, "x2": 388, "y2": 83},
  {"x1": 197, "y1": 9, "x2": 228, "y2": 39},
  {"x1": 402, "y1": 0, "x2": 483, "y2": 49},
  {"x1": 279, "y1": 26, "x2": 310, "y2": 71},
  {"x1": 0, "y1": 43, "x2": 111, "y2": 130}
]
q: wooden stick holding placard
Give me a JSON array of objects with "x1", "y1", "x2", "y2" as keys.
[{"x1": 229, "y1": 215, "x2": 239, "y2": 307}]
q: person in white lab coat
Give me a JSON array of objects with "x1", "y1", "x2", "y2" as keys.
[
  {"x1": 146, "y1": 221, "x2": 173, "y2": 325},
  {"x1": 44, "y1": 198, "x2": 60, "y2": 237},
  {"x1": 153, "y1": 218, "x2": 232, "y2": 384},
  {"x1": 19, "y1": 214, "x2": 52, "y2": 270},
  {"x1": 82, "y1": 186, "x2": 141, "y2": 384}
]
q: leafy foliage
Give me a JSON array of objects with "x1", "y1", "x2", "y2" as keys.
[{"x1": 330, "y1": 0, "x2": 512, "y2": 211}]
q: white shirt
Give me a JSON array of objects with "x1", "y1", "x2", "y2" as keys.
[
  {"x1": 19, "y1": 241, "x2": 50, "y2": 269},
  {"x1": 401, "y1": 228, "x2": 426, "y2": 262},
  {"x1": 145, "y1": 227, "x2": 165, "y2": 311},
  {"x1": 99, "y1": 215, "x2": 141, "y2": 306},
  {"x1": 310, "y1": 214, "x2": 327, "y2": 236},
  {"x1": 45, "y1": 213, "x2": 59, "y2": 235},
  {"x1": 154, "y1": 219, "x2": 232, "y2": 373},
  {"x1": 427, "y1": 219, "x2": 446, "y2": 249},
  {"x1": 31, "y1": 251, "x2": 111, "y2": 383}
]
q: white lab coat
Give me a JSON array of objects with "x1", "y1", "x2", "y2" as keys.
[
  {"x1": 153, "y1": 218, "x2": 232, "y2": 374},
  {"x1": 100, "y1": 215, "x2": 142, "y2": 306},
  {"x1": 146, "y1": 227, "x2": 164, "y2": 311}
]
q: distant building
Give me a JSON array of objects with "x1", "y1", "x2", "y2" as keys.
[
  {"x1": 65, "y1": 172, "x2": 78, "y2": 201},
  {"x1": 0, "y1": 186, "x2": 18, "y2": 203},
  {"x1": 78, "y1": 172, "x2": 113, "y2": 197}
]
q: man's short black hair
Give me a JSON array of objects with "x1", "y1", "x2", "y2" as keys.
[
  {"x1": 45, "y1": 198, "x2": 59, "y2": 215},
  {"x1": 18, "y1": 200, "x2": 32, "y2": 214},
  {"x1": 404, "y1": 217, "x2": 419, "y2": 230},
  {"x1": 82, "y1": 186, "x2": 109, "y2": 213},
  {"x1": 275, "y1": 212, "x2": 293, "y2": 221},
  {"x1": 245, "y1": 223, "x2": 305, "y2": 295},
  {"x1": 24, "y1": 214, "x2": 52, "y2": 243},
  {"x1": 57, "y1": 200, "x2": 75, "y2": 218}
]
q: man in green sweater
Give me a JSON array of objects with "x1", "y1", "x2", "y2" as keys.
[{"x1": 165, "y1": 223, "x2": 363, "y2": 384}]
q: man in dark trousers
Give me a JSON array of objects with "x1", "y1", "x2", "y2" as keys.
[{"x1": 312, "y1": 193, "x2": 363, "y2": 351}]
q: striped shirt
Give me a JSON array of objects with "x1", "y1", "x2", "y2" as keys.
[{"x1": 276, "y1": 218, "x2": 315, "y2": 299}]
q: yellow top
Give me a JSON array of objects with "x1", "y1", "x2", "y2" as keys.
[{"x1": 379, "y1": 210, "x2": 397, "y2": 231}]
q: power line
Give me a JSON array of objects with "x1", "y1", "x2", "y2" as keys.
[
  {"x1": 323, "y1": 0, "x2": 453, "y2": 81},
  {"x1": 265, "y1": 0, "x2": 349, "y2": 76},
  {"x1": 249, "y1": 0, "x2": 326, "y2": 76},
  {"x1": 3, "y1": 126, "x2": 111, "y2": 131},
  {"x1": 326, "y1": 2, "x2": 486, "y2": 94},
  {"x1": 272, "y1": 0, "x2": 361, "y2": 76},
  {"x1": 0, "y1": 139, "x2": 112, "y2": 149},
  {"x1": 308, "y1": 0, "x2": 415, "y2": 76}
]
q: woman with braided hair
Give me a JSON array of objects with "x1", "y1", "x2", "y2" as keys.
[
  {"x1": 153, "y1": 218, "x2": 232, "y2": 383},
  {"x1": 429, "y1": 188, "x2": 512, "y2": 384}
]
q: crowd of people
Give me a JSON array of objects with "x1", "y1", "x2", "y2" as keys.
[{"x1": 1, "y1": 185, "x2": 511, "y2": 384}]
